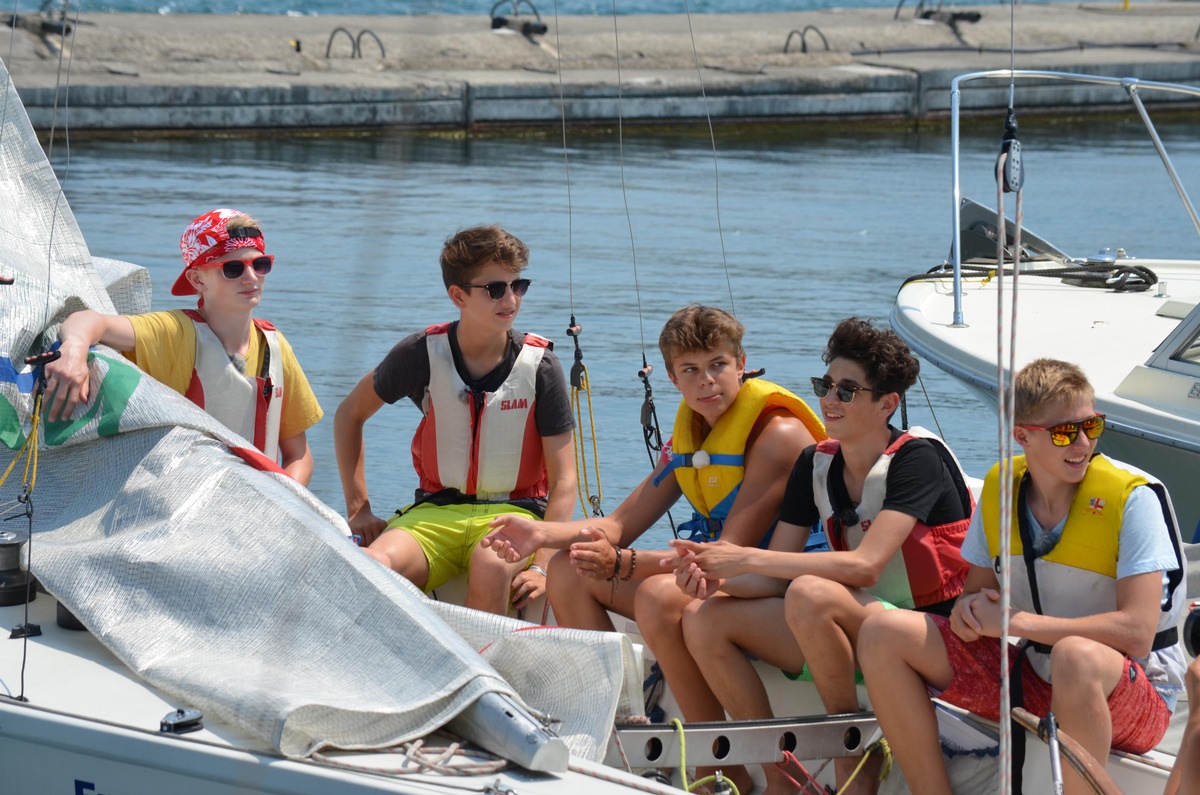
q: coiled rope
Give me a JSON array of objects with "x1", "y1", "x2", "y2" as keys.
[{"x1": 901, "y1": 261, "x2": 1157, "y2": 292}]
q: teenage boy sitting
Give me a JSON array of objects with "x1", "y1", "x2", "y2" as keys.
[
  {"x1": 668, "y1": 317, "x2": 973, "y2": 795},
  {"x1": 334, "y1": 225, "x2": 575, "y2": 616},
  {"x1": 483, "y1": 304, "x2": 825, "y2": 789},
  {"x1": 44, "y1": 208, "x2": 322, "y2": 484},
  {"x1": 859, "y1": 358, "x2": 1187, "y2": 795}
]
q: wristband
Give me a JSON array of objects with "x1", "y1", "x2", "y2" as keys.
[{"x1": 527, "y1": 565, "x2": 548, "y2": 577}]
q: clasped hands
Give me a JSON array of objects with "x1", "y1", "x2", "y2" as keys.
[{"x1": 950, "y1": 588, "x2": 1013, "y2": 642}]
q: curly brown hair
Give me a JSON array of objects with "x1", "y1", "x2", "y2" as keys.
[
  {"x1": 658, "y1": 305, "x2": 745, "y2": 375},
  {"x1": 823, "y1": 317, "x2": 919, "y2": 397},
  {"x1": 439, "y1": 225, "x2": 529, "y2": 288}
]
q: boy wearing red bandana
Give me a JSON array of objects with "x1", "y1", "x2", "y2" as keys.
[{"x1": 44, "y1": 208, "x2": 322, "y2": 485}]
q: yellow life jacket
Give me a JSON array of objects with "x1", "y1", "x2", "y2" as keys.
[
  {"x1": 982, "y1": 454, "x2": 1137, "y2": 578},
  {"x1": 981, "y1": 454, "x2": 1186, "y2": 672},
  {"x1": 655, "y1": 377, "x2": 825, "y2": 530}
]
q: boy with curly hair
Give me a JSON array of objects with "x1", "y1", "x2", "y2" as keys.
[{"x1": 670, "y1": 317, "x2": 974, "y2": 795}]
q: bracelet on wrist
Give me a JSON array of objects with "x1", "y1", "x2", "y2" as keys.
[
  {"x1": 620, "y1": 547, "x2": 637, "y2": 581},
  {"x1": 527, "y1": 565, "x2": 548, "y2": 577}
]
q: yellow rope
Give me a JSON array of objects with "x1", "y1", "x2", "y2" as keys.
[
  {"x1": 834, "y1": 738, "x2": 892, "y2": 795},
  {"x1": 670, "y1": 718, "x2": 742, "y2": 795},
  {"x1": 671, "y1": 718, "x2": 690, "y2": 792},
  {"x1": 0, "y1": 392, "x2": 42, "y2": 496},
  {"x1": 571, "y1": 361, "x2": 604, "y2": 517}
]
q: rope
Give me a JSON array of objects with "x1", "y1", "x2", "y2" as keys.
[
  {"x1": 0, "y1": 392, "x2": 43, "y2": 496},
  {"x1": 664, "y1": 718, "x2": 744, "y2": 795},
  {"x1": 568, "y1": 319, "x2": 604, "y2": 518},
  {"x1": 901, "y1": 261, "x2": 1157, "y2": 291},
  {"x1": 310, "y1": 735, "x2": 507, "y2": 777},
  {"x1": 915, "y1": 374, "x2": 947, "y2": 440},
  {"x1": 568, "y1": 758, "x2": 685, "y2": 794},
  {"x1": 833, "y1": 738, "x2": 892, "y2": 794},
  {"x1": 994, "y1": 143, "x2": 1023, "y2": 795}
]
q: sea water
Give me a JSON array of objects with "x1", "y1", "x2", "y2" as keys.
[{"x1": 50, "y1": 118, "x2": 1200, "y2": 546}]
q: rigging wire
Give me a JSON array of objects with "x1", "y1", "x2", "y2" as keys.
[
  {"x1": 680, "y1": 0, "x2": 735, "y2": 315},
  {"x1": 551, "y1": 0, "x2": 605, "y2": 517},
  {"x1": 608, "y1": 0, "x2": 677, "y2": 534},
  {"x1": 994, "y1": 7, "x2": 1025, "y2": 787}
]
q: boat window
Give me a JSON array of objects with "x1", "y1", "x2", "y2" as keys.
[
  {"x1": 1177, "y1": 332, "x2": 1200, "y2": 365},
  {"x1": 1148, "y1": 300, "x2": 1200, "y2": 376}
]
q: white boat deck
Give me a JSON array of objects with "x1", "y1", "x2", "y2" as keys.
[{"x1": 0, "y1": 594, "x2": 674, "y2": 795}]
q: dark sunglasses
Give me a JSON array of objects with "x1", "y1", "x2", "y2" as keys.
[
  {"x1": 217, "y1": 255, "x2": 274, "y2": 280},
  {"x1": 1018, "y1": 414, "x2": 1106, "y2": 447},
  {"x1": 458, "y1": 278, "x2": 532, "y2": 300},
  {"x1": 810, "y1": 376, "x2": 887, "y2": 404}
]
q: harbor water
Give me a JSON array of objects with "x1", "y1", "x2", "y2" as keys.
[{"x1": 53, "y1": 118, "x2": 1200, "y2": 546}]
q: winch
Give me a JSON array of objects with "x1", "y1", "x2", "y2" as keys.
[{"x1": 0, "y1": 529, "x2": 36, "y2": 607}]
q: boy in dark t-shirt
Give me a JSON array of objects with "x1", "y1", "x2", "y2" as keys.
[
  {"x1": 668, "y1": 317, "x2": 973, "y2": 795},
  {"x1": 334, "y1": 225, "x2": 576, "y2": 616}
]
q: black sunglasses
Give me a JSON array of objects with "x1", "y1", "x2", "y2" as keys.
[
  {"x1": 458, "y1": 278, "x2": 532, "y2": 300},
  {"x1": 219, "y1": 255, "x2": 274, "y2": 280},
  {"x1": 810, "y1": 376, "x2": 888, "y2": 404}
]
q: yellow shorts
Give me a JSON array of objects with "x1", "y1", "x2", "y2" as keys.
[{"x1": 385, "y1": 501, "x2": 538, "y2": 592}]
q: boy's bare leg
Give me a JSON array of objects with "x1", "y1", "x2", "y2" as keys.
[
  {"x1": 546, "y1": 550, "x2": 636, "y2": 632},
  {"x1": 366, "y1": 529, "x2": 430, "y2": 589},
  {"x1": 684, "y1": 594, "x2": 808, "y2": 795},
  {"x1": 465, "y1": 541, "x2": 529, "y2": 615},
  {"x1": 634, "y1": 575, "x2": 757, "y2": 793},
  {"x1": 785, "y1": 576, "x2": 887, "y2": 795},
  {"x1": 858, "y1": 610, "x2": 956, "y2": 795},
  {"x1": 1047, "y1": 637, "x2": 1126, "y2": 795}
]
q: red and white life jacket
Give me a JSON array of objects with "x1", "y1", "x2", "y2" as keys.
[
  {"x1": 812, "y1": 428, "x2": 972, "y2": 609},
  {"x1": 412, "y1": 323, "x2": 549, "y2": 501},
  {"x1": 181, "y1": 309, "x2": 284, "y2": 460}
]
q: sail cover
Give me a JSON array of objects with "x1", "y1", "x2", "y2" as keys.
[{"x1": 0, "y1": 56, "x2": 640, "y2": 762}]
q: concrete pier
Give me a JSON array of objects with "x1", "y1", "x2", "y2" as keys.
[{"x1": 4, "y1": 5, "x2": 1200, "y2": 132}]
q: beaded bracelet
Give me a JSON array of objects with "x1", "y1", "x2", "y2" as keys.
[{"x1": 620, "y1": 548, "x2": 637, "y2": 581}]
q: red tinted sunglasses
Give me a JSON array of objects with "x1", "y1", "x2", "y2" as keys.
[{"x1": 215, "y1": 255, "x2": 274, "y2": 280}]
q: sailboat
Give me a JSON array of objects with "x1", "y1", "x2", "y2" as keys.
[{"x1": 0, "y1": 48, "x2": 677, "y2": 794}]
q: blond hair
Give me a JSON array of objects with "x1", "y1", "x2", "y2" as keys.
[{"x1": 1014, "y1": 358, "x2": 1095, "y2": 423}]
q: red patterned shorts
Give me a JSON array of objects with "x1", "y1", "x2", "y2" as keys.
[{"x1": 930, "y1": 615, "x2": 1171, "y2": 754}]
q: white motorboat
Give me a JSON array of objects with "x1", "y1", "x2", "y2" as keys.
[
  {"x1": 888, "y1": 68, "x2": 1200, "y2": 794},
  {"x1": 892, "y1": 69, "x2": 1200, "y2": 546}
]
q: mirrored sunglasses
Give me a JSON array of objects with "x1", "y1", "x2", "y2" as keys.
[
  {"x1": 1018, "y1": 414, "x2": 1106, "y2": 447},
  {"x1": 810, "y1": 376, "x2": 885, "y2": 404},
  {"x1": 458, "y1": 278, "x2": 532, "y2": 300},
  {"x1": 215, "y1": 255, "x2": 274, "y2": 280}
]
